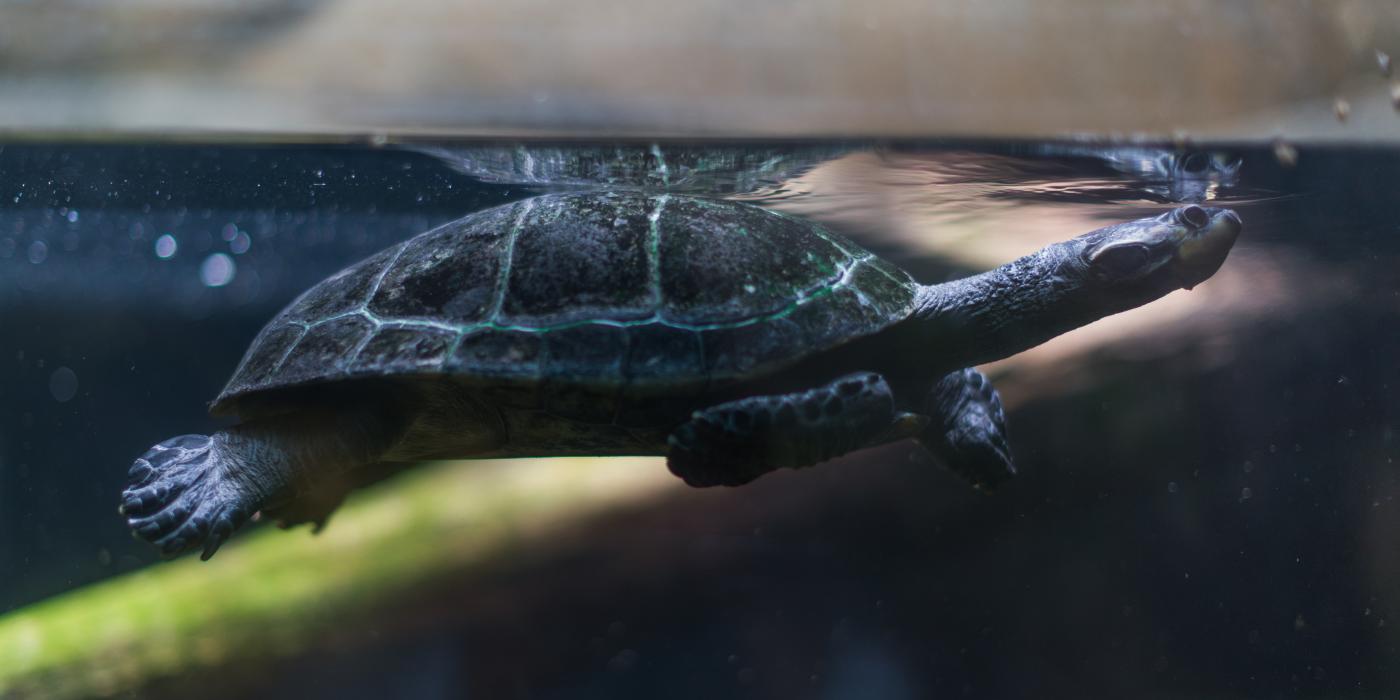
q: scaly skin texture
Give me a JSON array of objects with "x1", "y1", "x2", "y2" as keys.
[{"x1": 122, "y1": 203, "x2": 1240, "y2": 560}]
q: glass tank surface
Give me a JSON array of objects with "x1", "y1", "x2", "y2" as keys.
[
  {"x1": 1, "y1": 139, "x2": 1398, "y2": 699},
  {"x1": 3, "y1": 1, "x2": 1400, "y2": 698}
]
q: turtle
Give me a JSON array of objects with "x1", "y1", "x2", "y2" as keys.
[{"x1": 119, "y1": 192, "x2": 1242, "y2": 560}]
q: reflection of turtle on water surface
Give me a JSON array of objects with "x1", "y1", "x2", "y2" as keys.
[
  {"x1": 120, "y1": 192, "x2": 1241, "y2": 559},
  {"x1": 1028, "y1": 144, "x2": 1244, "y2": 203},
  {"x1": 407, "y1": 142, "x2": 851, "y2": 194}
]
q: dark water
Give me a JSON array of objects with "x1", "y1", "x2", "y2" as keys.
[{"x1": 3, "y1": 140, "x2": 1399, "y2": 698}]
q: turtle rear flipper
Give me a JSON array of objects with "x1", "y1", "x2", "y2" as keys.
[
  {"x1": 122, "y1": 408, "x2": 408, "y2": 560},
  {"x1": 120, "y1": 434, "x2": 259, "y2": 560}
]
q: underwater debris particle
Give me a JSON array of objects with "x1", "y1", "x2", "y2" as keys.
[
  {"x1": 1333, "y1": 98, "x2": 1351, "y2": 123},
  {"x1": 49, "y1": 366, "x2": 78, "y2": 402}
]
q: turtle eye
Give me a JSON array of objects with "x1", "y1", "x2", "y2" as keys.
[
  {"x1": 1176, "y1": 205, "x2": 1209, "y2": 228},
  {"x1": 1089, "y1": 243, "x2": 1153, "y2": 278}
]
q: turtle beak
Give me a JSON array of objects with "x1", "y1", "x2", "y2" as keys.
[{"x1": 1174, "y1": 208, "x2": 1242, "y2": 290}]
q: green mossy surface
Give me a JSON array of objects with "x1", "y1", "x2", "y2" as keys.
[{"x1": 0, "y1": 457, "x2": 674, "y2": 699}]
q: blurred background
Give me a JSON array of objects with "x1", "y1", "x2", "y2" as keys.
[
  {"x1": 2, "y1": 2, "x2": 1400, "y2": 699},
  {"x1": 0, "y1": 0, "x2": 1398, "y2": 140}
]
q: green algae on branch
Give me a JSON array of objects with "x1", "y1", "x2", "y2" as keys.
[{"x1": 0, "y1": 458, "x2": 677, "y2": 699}]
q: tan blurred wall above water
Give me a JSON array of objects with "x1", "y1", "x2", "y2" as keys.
[{"x1": 1, "y1": 0, "x2": 1398, "y2": 141}]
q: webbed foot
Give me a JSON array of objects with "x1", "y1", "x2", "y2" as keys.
[
  {"x1": 921, "y1": 368, "x2": 1015, "y2": 489},
  {"x1": 119, "y1": 434, "x2": 259, "y2": 560}
]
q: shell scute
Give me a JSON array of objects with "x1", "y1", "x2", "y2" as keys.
[
  {"x1": 447, "y1": 330, "x2": 543, "y2": 377},
  {"x1": 279, "y1": 249, "x2": 394, "y2": 325},
  {"x1": 275, "y1": 316, "x2": 374, "y2": 385},
  {"x1": 624, "y1": 323, "x2": 704, "y2": 383},
  {"x1": 700, "y1": 318, "x2": 803, "y2": 377},
  {"x1": 366, "y1": 204, "x2": 514, "y2": 325},
  {"x1": 541, "y1": 324, "x2": 629, "y2": 383},
  {"x1": 498, "y1": 195, "x2": 654, "y2": 327},
  {"x1": 657, "y1": 197, "x2": 848, "y2": 325},
  {"x1": 352, "y1": 327, "x2": 457, "y2": 374}
]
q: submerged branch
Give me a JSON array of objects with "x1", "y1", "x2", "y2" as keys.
[{"x1": 0, "y1": 458, "x2": 678, "y2": 699}]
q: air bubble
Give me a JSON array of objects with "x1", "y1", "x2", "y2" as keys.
[
  {"x1": 200, "y1": 253, "x2": 236, "y2": 287},
  {"x1": 49, "y1": 366, "x2": 78, "y2": 402},
  {"x1": 26, "y1": 240, "x2": 47, "y2": 264},
  {"x1": 155, "y1": 234, "x2": 178, "y2": 259},
  {"x1": 230, "y1": 231, "x2": 251, "y2": 254}
]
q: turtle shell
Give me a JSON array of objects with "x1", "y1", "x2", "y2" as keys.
[{"x1": 211, "y1": 192, "x2": 917, "y2": 417}]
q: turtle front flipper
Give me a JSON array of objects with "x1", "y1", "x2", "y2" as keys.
[
  {"x1": 666, "y1": 372, "x2": 902, "y2": 487},
  {"x1": 120, "y1": 434, "x2": 262, "y2": 560},
  {"x1": 919, "y1": 368, "x2": 1015, "y2": 489}
]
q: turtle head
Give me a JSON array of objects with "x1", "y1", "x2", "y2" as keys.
[
  {"x1": 914, "y1": 205, "x2": 1242, "y2": 368},
  {"x1": 1030, "y1": 204, "x2": 1242, "y2": 338},
  {"x1": 1078, "y1": 204, "x2": 1242, "y2": 294}
]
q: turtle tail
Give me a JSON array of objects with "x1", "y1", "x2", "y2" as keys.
[{"x1": 119, "y1": 433, "x2": 258, "y2": 560}]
